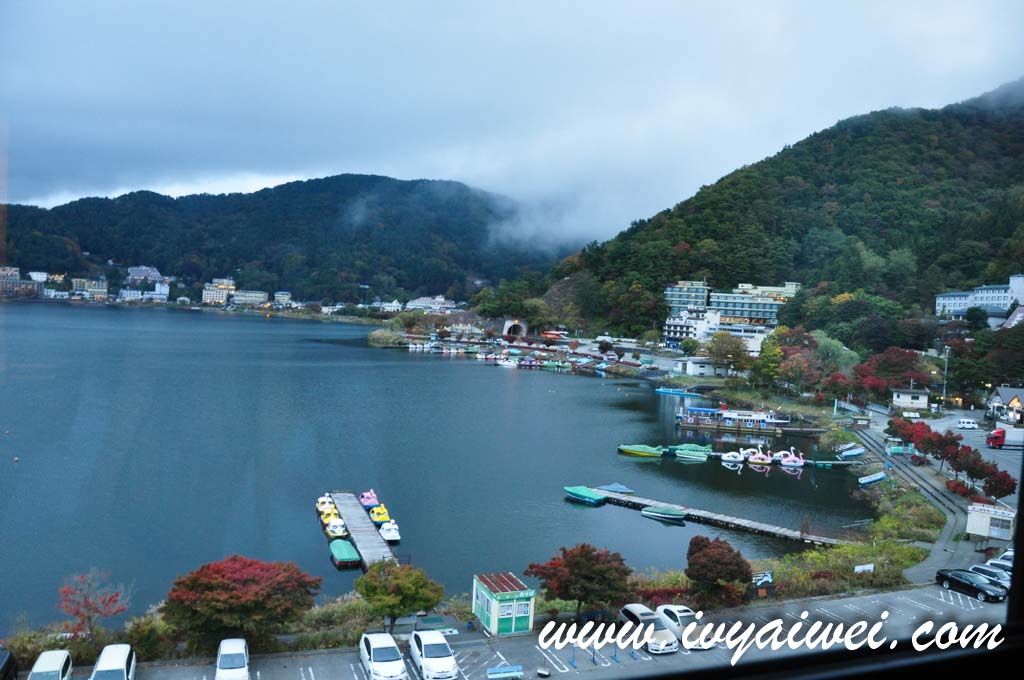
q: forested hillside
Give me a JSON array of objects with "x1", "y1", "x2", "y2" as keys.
[
  {"x1": 3, "y1": 174, "x2": 558, "y2": 301},
  {"x1": 540, "y1": 77, "x2": 1024, "y2": 335}
]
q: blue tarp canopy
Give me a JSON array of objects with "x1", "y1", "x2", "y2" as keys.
[
  {"x1": 687, "y1": 406, "x2": 720, "y2": 413},
  {"x1": 595, "y1": 483, "x2": 635, "y2": 494}
]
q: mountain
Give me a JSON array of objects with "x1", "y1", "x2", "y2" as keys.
[
  {"x1": 543, "y1": 77, "x2": 1024, "y2": 335},
  {"x1": 2, "y1": 174, "x2": 559, "y2": 301}
]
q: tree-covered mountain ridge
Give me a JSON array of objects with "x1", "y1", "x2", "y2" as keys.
[
  {"x1": 3, "y1": 174, "x2": 560, "y2": 301},
  {"x1": 547, "y1": 76, "x2": 1024, "y2": 335}
]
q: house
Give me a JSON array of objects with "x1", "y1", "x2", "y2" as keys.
[
  {"x1": 987, "y1": 386, "x2": 1024, "y2": 426},
  {"x1": 891, "y1": 387, "x2": 930, "y2": 411},
  {"x1": 684, "y1": 357, "x2": 729, "y2": 377},
  {"x1": 471, "y1": 573, "x2": 536, "y2": 636},
  {"x1": 966, "y1": 504, "x2": 1016, "y2": 542},
  {"x1": 381, "y1": 299, "x2": 402, "y2": 313}
]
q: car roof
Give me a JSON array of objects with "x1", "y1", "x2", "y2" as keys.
[
  {"x1": 363, "y1": 632, "x2": 399, "y2": 647},
  {"x1": 32, "y1": 650, "x2": 71, "y2": 671},
  {"x1": 95, "y1": 644, "x2": 131, "y2": 669},
  {"x1": 218, "y1": 639, "x2": 247, "y2": 654},
  {"x1": 622, "y1": 603, "x2": 655, "y2": 614},
  {"x1": 414, "y1": 630, "x2": 449, "y2": 645}
]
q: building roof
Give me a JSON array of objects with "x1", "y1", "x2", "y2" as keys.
[
  {"x1": 476, "y1": 572, "x2": 530, "y2": 594},
  {"x1": 990, "y1": 386, "x2": 1024, "y2": 404},
  {"x1": 1003, "y1": 307, "x2": 1024, "y2": 329},
  {"x1": 893, "y1": 388, "x2": 930, "y2": 395},
  {"x1": 974, "y1": 284, "x2": 1010, "y2": 291}
]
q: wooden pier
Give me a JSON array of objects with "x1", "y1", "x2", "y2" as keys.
[
  {"x1": 587, "y1": 487, "x2": 850, "y2": 546},
  {"x1": 330, "y1": 491, "x2": 397, "y2": 570}
]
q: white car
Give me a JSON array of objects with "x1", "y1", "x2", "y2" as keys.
[
  {"x1": 409, "y1": 630, "x2": 458, "y2": 680},
  {"x1": 617, "y1": 603, "x2": 678, "y2": 654},
  {"x1": 655, "y1": 604, "x2": 696, "y2": 638},
  {"x1": 215, "y1": 639, "x2": 250, "y2": 680},
  {"x1": 957, "y1": 419, "x2": 979, "y2": 430},
  {"x1": 88, "y1": 644, "x2": 136, "y2": 680},
  {"x1": 359, "y1": 633, "x2": 409, "y2": 680},
  {"x1": 28, "y1": 650, "x2": 73, "y2": 680}
]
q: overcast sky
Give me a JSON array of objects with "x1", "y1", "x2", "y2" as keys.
[{"x1": 2, "y1": 1, "x2": 1023, "y2": 244}]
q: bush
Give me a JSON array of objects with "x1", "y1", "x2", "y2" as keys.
[
  {"x1": 946, "y1": 479, "x2": 969, "y2": 496},
  {"x1": 124, "y1": 613, "x2": 179, "y2": 661},
  {"x1": 437, "y1": 593, "x2": 473, "y2": 621},
  {"x1": 969, "y1": 495, "x2": 995, "y2": 505},
  {"x1": 2, "y1": 626, "x2": 55, "y2": 669},
  {"x1": 3, "y1": 626, "x2": 122, "y2": 669}
]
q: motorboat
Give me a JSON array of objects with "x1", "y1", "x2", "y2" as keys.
[
  {"x1": 617, "y1": 444, "x2": 665, "y2": 458},
  {"x1": 315, "y1": 494, "x2": 336, "y2": 513},
  {"x1": 859, "y1": 471, "x2": 886, "y2": 486},
  {"x1": 369, "y1": 504, "x2": 391, "y2": 525},
  {"x1": 778, "y1": 448, "x2": 805, "y2": 468},
  {"x1": 329, "y1": 539, "x2": 361, "y2": 570},
  {"x1": 720, "y1": 451, "x2": 745, "y2": 463},
  {"x1": 594, "y1": 483, "x2": 635, "y2": 494},
  {"x1": 378, "y1": 519, "x2": 401, "y2": 543},
  {"x1": 667, "y1": 443, "x2": 712, "y2": 453},
  {"x1": 324, "y1": 518, "x2": 348, "y2": 539},
  {"x1": 564, "y1": 486, "x2": 608, "y2": 505},
  {"x1": 497, "y1": 358, "x2": 519, "y2": 368},
  {"x1": 835, "y1": 442, "x2": 867, "y2": 459},
  {"x1": 641, "y1": 505, "x2": 687, "y2": 525},
  {"x1": 674, "y1": 449, "x2": 709, "y2": 462},
  {"x1": 359, "y1": 489, "x2": 379, "y2": 509}
]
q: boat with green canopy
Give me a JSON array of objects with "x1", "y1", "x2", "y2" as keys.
[
  {"x1": 563, "y1": 486, "x2": 607, "y2": 506},
  {"x1": 641, "y1": 505, "x2": 687, "y2": 524},
  {"x1": 667, "y1": 443, "x2": 712, "y2": 452},
  {"x1": 673, "y1": 449, "x2": 709, "y2": 462},
  {"x1": 617, "y1": 444, "x2": 665, "y2": 458},
  {"x1": 329, "y1": 539, "x2": 361, "y2": 569}
]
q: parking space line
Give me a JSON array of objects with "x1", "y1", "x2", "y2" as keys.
[
  {"x1": 815, "y1": 608, "x2": 850, "y2": 623},
  {"x1": 898, "y1": 596, "x2": 944, "y2": 615},
  {"x1": 534, "y1": 645, "x2": 570, "y2": 673},
  {"x1": 843, "y1": 603, "x2": 873, "y2": 617},
  {"x1": 299, "y1": 666, "x2": 307, "y2": 680},
  {"x1": 405, "y1": 659, "x2": 421, "y2": 680},
  {"x1": 308, "y1": 667, "x2": 316, "y2": 680}
]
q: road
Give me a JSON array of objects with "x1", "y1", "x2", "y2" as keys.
[{"x1": 108, "y1": 585, "x2": 1007, "y2": 680}]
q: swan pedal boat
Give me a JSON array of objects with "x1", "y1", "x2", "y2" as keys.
[
  {"x1": 324, "y1": 518, "x2": 349, "y2": 539},
  {"x1": 359, "y1": 489, "x2": 379, "y2": 509},
  {"x1": 369, "y1": 504, "x2": 391, "y2": 525},
  {"x1": 315, "y1": 494, "x2": 336, "y2": 513},
  {"x1": 378, "y1": 519, "x2": 401, "y2": 543}
]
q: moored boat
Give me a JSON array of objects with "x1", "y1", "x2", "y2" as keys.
[
  {"x1": 359, "y1": 489, "x2": 379, "y2": 509},
  {"x1": 329, "y1": 539, "x2": 361, "y2": 569},
  {"x1": 594, "y1": 482, "x2": 634, "y2": 494},
  {"x1": 319, "y1": 508, "x2": 340, "y2": 525},
  {"x1": 641, "y1": 505, "x2": 687, "y2": 524},
  {"x1": 617, "y1": 444, "x2": 665, "y2": 458},
  {"x1": 858, "y1": 471, "x2": 886, "y2": 486},
  {"x1": 378, "y1": 519, "x2": 401, "y2": 543},
  {"x1": 666, "y1": 443, "x2": 712, "y2": 453},
  {"x1": 369, "y1": 504, "x2": 391, "y2": 525},
  {"x1": 835, "y1": 443, "x2": 867, "y2": 459},
  {"x1": 563, "y1": 486, "x2": 607, "y2": 505},
  {"x1": 324, "y1": 518, "x2": 348, "y2": 539},
  {"x1": 315, "y1": 494, "x2": 336, "y2": 513},
  {"x1": 720, "y1": 450, "x2": 745, "y2": 463},
  {"x1": 747, "y1": 446, "x2": 772, "y2": 465},
  {"x1": 778, "y1": 448, "x2": 805, "y2": 468},
  {"x1": 655, "y1": 387, "x2": 701, "y2": 397},
  {"x1": 674, "y1": 449, "x2": 709, "y2": 462}
]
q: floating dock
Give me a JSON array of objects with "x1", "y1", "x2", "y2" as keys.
[
  {"x1": 330, "y1": 491, "x2": 397, "y2": 570},
  {"x1": 586, "y1": 487, "x2": 849, "y2": 546}
]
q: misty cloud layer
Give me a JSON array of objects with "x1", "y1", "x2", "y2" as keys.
[{"x1": 2, "y1": 1, "x2": 1023, "y2": 247}]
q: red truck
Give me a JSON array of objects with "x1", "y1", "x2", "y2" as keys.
[{"x1": 986, "y1": 429, "x2": 1006, "y2": 448}]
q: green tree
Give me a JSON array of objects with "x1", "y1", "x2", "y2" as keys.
[
  {"x1": 525, "y1": 544, "x2": 632, "y2": 620},
  {"x1": 678, "y1": 338, "x2": 700, "y2": 355},
  {"x1": 964, "y1": 307, "x2": 989, "y2": 330},
  {"x1": 354, "y1": 562, "x2": 444, "y2": 634},
  {"x1": 162, "y1": 555, "x2": 321, "y2": 653},
  {"x1": 751, "y1": 335, "x2": 783, "y2": 386},
  {"x1": 705, "y1": 332, "x2": 747, "y2": 373}
]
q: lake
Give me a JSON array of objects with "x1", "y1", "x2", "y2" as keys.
[{"x1": 0, "y1": 303, "x2": 871, "y2": 632}]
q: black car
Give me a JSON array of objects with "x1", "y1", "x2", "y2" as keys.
[
  {"x1": 0, "y1": 646, "x2": 17, "y2": 680},
  {"x1": 936, "y1": 569, "x2": 1008, "y2": 602}
]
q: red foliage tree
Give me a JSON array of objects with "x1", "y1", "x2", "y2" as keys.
[
  {"x1": 685, "y1": 536, "x2": 752, "y2": 587},
  {"x1": 56, "y1": 568, "x2": 130, "y2": 637},
  {"x1": 525, "y1": 544, "x2": 632, "y2": 619},
  {"x1": 983, "y1": 471, "x2": 1019, "y2": 500},
  {"x1": 162, "y1": 555, "x2": 321, "y2": 653}
]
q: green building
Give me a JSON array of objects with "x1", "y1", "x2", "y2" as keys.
[{"x1": 472, "y1": 573, "x2": 536, "y2": 636}]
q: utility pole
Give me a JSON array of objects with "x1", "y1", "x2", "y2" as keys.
[{"x1": 941, "y1": 345, "x2": 950, "y2": 412}]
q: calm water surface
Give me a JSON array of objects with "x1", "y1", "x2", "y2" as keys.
[{"x1": 0, "y1": 304, "x2": 871, "y2": 632}]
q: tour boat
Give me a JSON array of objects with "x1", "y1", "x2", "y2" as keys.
[
  {"x1": 673, "y1": 449, "x2": 709, "y2": 462},
  {"x1": 378, "y1": 519, "x2": 401, "y2": 543},
  {"x1": 329, "y1": 539, "x2": 361, "y2": 570},
  {"x1": 324, "y1": 518, "x2": 348, "y2": 539},
  {"x1": 858, "y1": 471, "x2": 886, "y2": 486},
  {"x1": 617, "y1": 444, "x2": 665, "y2": 458},
  {"x1": 720, "y1": 450, "x2": 745, "y2": 463},
  {"x1": 359, "y1": 489, "x2": 379, "y2": 509},
  {"x1": 641, "y1": 505, "x2": 687, "y2": 525},
  {"x1": 369, "y1": 504, "x2": 391, "y2": 525},
  {"x1": 315, "y1": 494, "x2": 336, "y2": 513},
  {"x1": 564, "y1": 486, "x2": 608, "y2": 506}
]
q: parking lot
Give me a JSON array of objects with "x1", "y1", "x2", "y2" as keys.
[{"x1": 121, "y1": 584, "x2": 1008, "y2": 680}]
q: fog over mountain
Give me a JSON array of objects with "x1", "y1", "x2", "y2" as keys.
[{"x1": 2, "y1": 1, "x2": 1023, "y2": 248}]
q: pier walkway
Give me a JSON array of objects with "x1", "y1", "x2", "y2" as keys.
[
  {"x1": 330, "y1": 491, "x2": 396, "y2": 570},
  {"x1": 586, "y1": 487, "x2": 850, "y2": 546}
]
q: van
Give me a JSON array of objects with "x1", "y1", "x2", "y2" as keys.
[
  {"x1": 88, "y1": 644, "x2": 136, "y2": 680},
  {"x1": 28, "y1": 650, "x2": 72, "y2": 680},
  {"x1": 957, "y1": 419, "x2": 978, "y2": 430}
]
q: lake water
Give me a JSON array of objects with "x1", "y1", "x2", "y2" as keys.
[{"x1": 0, "y1": 304, "x2": 871, "y2": 632}]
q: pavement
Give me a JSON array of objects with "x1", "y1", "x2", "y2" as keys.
[{"x1": 77, "y1": 585, "x2": 1006, "y2": 680}]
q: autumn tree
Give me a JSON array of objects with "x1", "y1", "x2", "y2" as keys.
[
  {"x1": 705, "y1": 332, "x2": 747, "y2": 373},
  {"x1": 524, "y1": 544, "x2": 632, "y2": 620},
  {"x1": 56, "y1": 568, "x2": 130, "y2": 637},
  {"x1": 162, "y1": 555, "x2": 321, "y2": 653},
  {"x1": 750, "y1": 335, "x2": 783, "y2": 387},
  {"x1": 354, "y1": 562, "x2": 444, "y2": 633},
  {"x1": 685, "y1": 536, "x2": 752, "y2": 608},
  {"x1": 598, "y1": 340, "x2": 613, "y2": 354},
  {"x1": 984, "y1": 471, "x2": 1019, "y2": 500}
]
